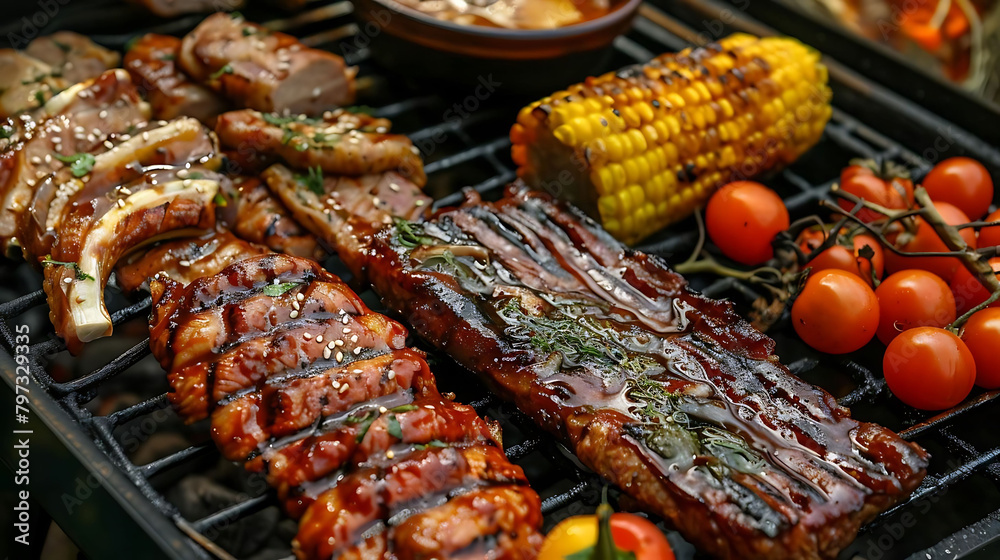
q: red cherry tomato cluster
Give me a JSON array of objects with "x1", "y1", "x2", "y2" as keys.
[{"x1": 703, "y1": 157, "x2": 998, "y2": 412}]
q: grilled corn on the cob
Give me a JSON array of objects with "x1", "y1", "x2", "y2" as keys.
[{"x1": 510, "y1": 33, "x2": 832, "y2": 244}]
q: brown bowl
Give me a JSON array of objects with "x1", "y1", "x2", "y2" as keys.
[{"x1": 352, "y1": 0, "x2": 642, "y2": 95}]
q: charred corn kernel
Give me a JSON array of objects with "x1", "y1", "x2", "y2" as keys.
[{"x1": 512, "y1": 33, "x2": 831, "y2": 244}]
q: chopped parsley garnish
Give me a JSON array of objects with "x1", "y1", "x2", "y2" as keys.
[
  {"x1": 393, "y1": 218, "x2": 435, "y2": 248},
  {"x1": 389, "y1": 404, "x2": 418, "y2": 413},
  {"x1": 209, "y1": 64, "x2": 233, "y2": 80},
  {"x1": 212, "y1": 192, "x2": 228, "y2": 207},
  {"x1": 294, "y1": 166, "x2": 324, "y2": 195},
  {"x1": 34, "y1": 90, "x2": 47, "y2": 106},
  {"x1": 188, "y1": 171, "x2": 204, "y2": 180},
  {"x1": 262, "y1": 113, "x2": 321, "y2": 126},
  {"x1": 242, "y1": 27, "x2": 257, "y2": 36},
  {"x1": 0, "y1": 125, "x2": 13, "y2": 139},
  {"x1": 41, "y1": 256, "x2": 94, "y2": 281},
  {"x1": 345, "y1": 411, "x2": 377, "y2": 443},
  {"x1": 293, "y1": 141, "x2": 308, "y2": 152},
  {"x1": 386, "y1": 414, "x2": 403, "y2": 439},
  {"x1": 53, "y1": 152, "x2": 96, "y2": 177},
  {"x1": 261, "y1": 282, "x2": 301, "y2": 297},
  {"x1": 157, "y1": 53, "x2": 176, "y2": 61}
]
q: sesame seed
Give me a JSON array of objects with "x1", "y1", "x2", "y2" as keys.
[
  {"x1": 103, "y1": 140, "x2": 113, "y2": 149},
  {"x1": 353, "y1": 369, "x2": 363, "y2": 374},
  {"x1": 44, "y1": 154, "x2": 52, "y2": 163},
  {"x1": 332, "y1": 380, "x2": 341, "y2": 389},
  {"x1": 315, "y1": 335, "x2": 323, "y2": 343},
  {"x1": 142, "y1": 132, "x2": 149, "y2": 141},
  {"x1": 290, "y1": 310, "x2": 299, "y2": 319},
  {"x1": 178, "y1": 260, "x2": 191, "y2": 267},
  {"x1": 424, "y1": 405, "x2": 435, "y2": 410},
  {"x1": 120, "y1": 187, "x2": 132, "y2": 195},
  {"x1": 303, "y1": 333, "x2": 312, "y2": 340},
  {"x1": 372, "y1": 197, "x2": 381, "y2": 206},
  {"x1": 386, "y1": 450, "x2": 395, "y2": 459},
  {"x1": 296, "y1": 293, "x2": 305, "y2": 301},
  {"x1": 99, "y1": 110, "x2": 107, "y2": 119},
  {"x1": 353, "y1": 347, "x2": 362, "y2": 355},
  {"x1": 338, "y1": 383, "x2": 349, "y2": 394},
  {"x1": 62, "y1": 277, "x2": 72, "y2": 284},
  {"x1": 343, "y1": 327, "x2": 351, "y2": 333},
  {"x1": 323, "y1": 347, "x2": 332, "y2": 359},
  {"x1": 176, "y1": 169, "x2": 189, "y2": 179},
  {"x1": 342, "y1": 315, "x2": 350, "y2": 324},
  {"x1": 389, "y1": 183, "x2": 400, "y2": 192},
  {"x1": 335, "y1": 351, "x2": 344, "y2": 362},
  {"x1": 415, "y1": 200, "x2": 425, "y2": 206},
  {"x1": 292, "y1": 300, "x2": 300, "y2": 310},
  {"x1": 328, "y1": 340, "x2": 336, "y2": 349},
  {"x1": 387, "y1": 370, "x2": 395, "y2": 380},
  {"x1": 117, "y1": 199, "x2": 125, "y2": 208},
  {"x1": 350, "y1": 335, "x2": 358, "y2": 343},
  {"x1": 334, "y1": 339, "x2": 344, "y2": 347},
  {"x1": 30, "y1": 156, "x2": 41, "y2": 164}
]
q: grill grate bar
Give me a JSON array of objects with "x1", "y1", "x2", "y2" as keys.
[
  {"x1": 107, "y1": 393, "x2": 170, "y2": 427},
  {"x1": 191, "y1": 494, "x2": 273, "y2": 533},
  {"x1": 541, "y1": 481, "x2": 594, "y2": 514},
  {"x1": 140, "y1": 444, "x2": 214, "y2": 478},
  {"x1": 900, "y1": 390, "x2": 1000, "y2": 440},
  {"x1": 49, "y1": 339, "x2": 151, "y2": 396}
]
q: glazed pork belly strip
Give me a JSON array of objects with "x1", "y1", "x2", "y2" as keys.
[
  {"x1": 148, "y1": 254, "x2": 543, "y2": 559},
  {"x1": 179, "y1": 12, "x2": 356, "y2": 115},
  {"x1": 274, "y1": 180, "x2": 929, "y2": 560}
]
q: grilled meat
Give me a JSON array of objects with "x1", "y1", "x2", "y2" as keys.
[
  {"x1": 216, "y1": 109, "x2": 427, "y2": 186},
  {"x1": 25, "y1": 32, "x2": 121, "y2": 85},
  {"x1": 232, "y1": 176, "x2": 324, "y2": 259},
  {"x1": 0, "y1": 50, "x2": 69, "y2": 118},
  {"x1": 262, "y1": 163, "x2": 430, "y2": 275},
  {"x1": 179, "y1": 13, "x2": 356, "y2": 115},
  {"x1": 285, "y1": 184, "x2": 929, "y2": 560},
  {"x1": 0, "y1": 69, "x2": 149, "y2": 258},
  {"x1": 115, "y1": 229, "x2": 269, "y2": 292},
  {"x1": 148, "y1": 254, "x2": 543, "y2": 559},
  {"x1": 124, "y1": 34, "x2": 228, "y2": 124}
]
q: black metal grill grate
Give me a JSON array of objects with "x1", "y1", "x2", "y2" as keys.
[{"x1": 2, "y1": 2, "x2": 1000, "y2": 559}]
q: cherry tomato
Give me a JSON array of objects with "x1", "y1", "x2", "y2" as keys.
[
  {"x1": 960, "y1": 308, "x2": 1000, "y2": 389},
  {"x1": 838, "y1": 172, "x2": 912, "y2": 223},
  {"x1": 539, "y1": 509, "x2": 674, "y2": 560},
  {"x1": 883, "y1": 327, "x2": 975, "y2": 410},
  {"x1": 796, "y1": 227, "x2": 828, "y2": 254},
  {"x1": 792, "y1": 269, "x2": 880, "y2": 354},
  {"x1": 977, "y1": 209, "x2": 1000, "y2": 249},
  {"x1": 706, "y1": 181, "x2": 789, "y2": 266},
  {"x1": 875, "y1": 269, "x2": 956, "y2": 344},
  {"x1": 922, "y1": 157, "x2": 994, "y2": 220},
  {"x1": 884, "y1": 201, "x2": 977, "y2": 282},
  {"x1": 807, "y1": 234, "x2": 885, "y2": 285},
  {"x1": 949, "y1": 257, "x2": 1000, "y2": 315}
]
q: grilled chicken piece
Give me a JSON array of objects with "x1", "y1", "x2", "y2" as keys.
[
  {"x1": 124, "y1": 34, "x2": 228, "y2": 125},
  {"x1": 0, "y1": 50, "x2": 69, "y2": 118},
  {"x1": 148, "y1": 254, "x2": 543, "y2": 559},
  {"x1": 179, "y1": 13, "x2": 356, "y2": 115},
  {"x1": 286, "y1": 185, "x2": 929, "y2": 560},
  {"x1": 232, "y1": 176, "x2": 324, "y2": 259},
  {"x1": 25, "y1": 32, "x2": 121, "y2": 85},
  {"x1": 262, "y1": 164, "x2": 429, "y2": 275},
  {"x1": 0, "y1": 69, "x2": 149, "y2": 258},
  {"x1": 216, "y1": 109, "x2": 426, "y2": 186},
  {"x1": 115, "y1": 229, "x2": 269, "y2": 293},
  {"x1": 131, "y1": 0, "x2": 245, "y2": 17},
  {"x1": 19, "y1": 117, "x2": 217, "y2": 264},
  {"x1": 45, "y1": 167, "x2": 223, "y2": 354}
]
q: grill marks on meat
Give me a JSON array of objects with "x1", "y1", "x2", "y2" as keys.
[
  {"x1": 232, "y1": 176, "x2": 325, "y2": 259},
  {"x1": 148, "y1": 254, "x2": 542, "y2": 559},
  {"x1": 319, "y1": 185, "x2": 932, "y2": 560},
  {"x1": 0, "y1": 69, "x2": 149, "y2": 257},
  {"x1": 124, "y1": 34, "x2": 228, "y2": 125},
  {"x1": 25, "y1": 31, "x2": 121, "y2": 85},
  {"x1": 217, "y1": 109, "x2": 427, "y2": 187},
  {"x1": 179, "y1": 13, "x2": 356, "y2": 115}
]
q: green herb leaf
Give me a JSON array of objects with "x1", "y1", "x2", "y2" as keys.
[
  {"x1": 386, "y1": 414, "x2": 403, "y2": 439},
  {"x1": 346, "y1": 411, "x2": 377, "y2": 443},
  {"x1": 241, "y1": 27, "x2": 257, "y2": 36},
  {"x1": 293, "y1": 141, "x2": 309, "y2": 152},
  {"x1": 261, "y1": 282, "x2": 301, "y2": 297},
  {"x1": 294, "y1": 166, "x2": 324, "y2": 195},
  {"x1": 34, "y1": 90, "x2": 47, "y2": 106},
  {"x1": 209, "y1": 63, "x2": 233, "y2": 80},
  {"x1": 393, "y1": 218, "x2": 435, "y2": 248},
  {"x1": 0, "y1": 125, "x2": 13, "y2": 139},
  {"x1": 389, "y1": 404, "x2": 418, "y2": 413},
  {"x1": 53, "y1": 152, "x2": 96, "y2": 177},
  {"x1": 262, "y1": 113, "x2": 321, "y2": 126},
  {"x1": 41, "y1": 256, "x2": 94, "y2": 281},
  {"x1": 188, "y1": 171, "x2": 204, "y2": 180},
  {"x1": 213, "y1": 192, "x2": 228, "y2": 207},
  {"x1": 343, "y1": 105, "x2": 376, "y2": 116},
  {"x1": 157, "y1": 53, "x2": 176, "y2": 61},
  {"x1": 427, "y1": 439, "x2": 448, "y2": 448}
]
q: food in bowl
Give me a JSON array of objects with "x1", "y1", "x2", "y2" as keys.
[{"x1": 391, "y1": 0, "x2": 616, "y2": 29}]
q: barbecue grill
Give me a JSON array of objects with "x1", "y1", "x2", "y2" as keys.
[{"x1": 2, "y1": 1, "x2": 1000, "y2": 558}]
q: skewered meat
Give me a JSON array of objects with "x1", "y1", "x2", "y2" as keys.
[
  {"x1": 115, "y1": 229, "x2": 269, "y2": 292},
  {"x1": 19, "y1": 117, "x2": 218, "y2": 264},
  {"x1": 25, "y1": 32, "x2": 121, "y2": 85},
  {"x1": 285, "y1": 183, "x2": 928, "y2": 560},
  {"x1": 0, "y1": 69, "x2": 149, "y2": 258},
  {"x1": 0, "y1": 50, "x2": 69, "y2": 118},
  {"x1": 45, "y1": 167, "x2": 224, "y2": 354},
  {"x1": 216, "y1": 109, "x2": 427, "y2": 186},
  {"x1": 148, "y1": 254, "x2": 543, "y2": 559},
  {"x1": 179, "y1": 13, "x2": 356, "y2": 115},
  {"x1": 131, "y1": 0, "x2": 245, "y2": 18},
  {"x1": 124, "y1": 34, "x2": 228, "y2": 124},
  {"x1": 261, "y1": 163, "x2": 429, "y2": 275},
  {"x1": 231, "y1": 176, "x2": 324, "y2": 259}
]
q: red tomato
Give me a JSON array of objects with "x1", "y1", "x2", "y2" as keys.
[
  {"x1": 792, "y1": 270, "x2": 880, "y2": 354},
  {"x1": 949, "y1": 257, "x2": 1000, "y2": 315},
  {"x1": 922, "y1": 157, "x2": 994, "y2": 220},
  {"x1": 960, "y1": 308, "x2": 1000, "y2": 389},
  {"x1": 883, "y1": 327, "x2": 975, "y2": 410},
  {"x1": 808, "y1": 234, "x2": 885, "y2": 285},
  {"x1": 884, "y1": 201, "x2": 977, "y2": 282},
  {"x1": 875, "y1": 270, "x2": 957, "y2": 344},
  {"x1": 706, "y1": 181, "x2": 789, "y2": 266},
  {"x1": 838, "y1": 172, "x2": 911, "y2": 223},
  {"x1": 796, "y1": 227, "x2": 828, "y2": 254},
  {"x1": 539, "y1": 510, "x2": 674, "y2": 560},
  {"x1": 978, "y1": 209, "x2": 1000, "y2": 249}
]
